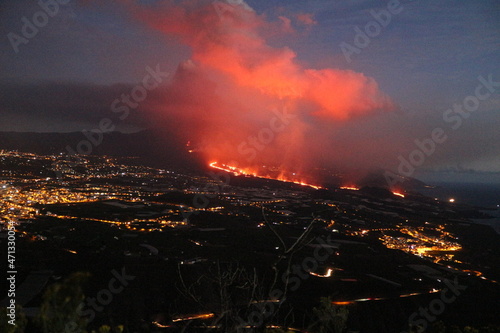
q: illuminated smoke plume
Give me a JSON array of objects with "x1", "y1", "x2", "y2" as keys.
[{"x1": 134, "y1": 0, "x2": 396, "y2": 184}]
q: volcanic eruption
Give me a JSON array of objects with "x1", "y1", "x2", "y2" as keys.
[{"x1": 133, "y1": 0, "x2": 398, "y2": 187}]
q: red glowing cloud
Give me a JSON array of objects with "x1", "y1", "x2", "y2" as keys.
[
  {"x1": 130, "y1": 0, "x2": 397, "y2": 183},
  {"x1": 296, "y1": 13, "x2": 317, "y2": 26}
]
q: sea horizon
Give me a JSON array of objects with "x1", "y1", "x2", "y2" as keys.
[{"x1": 417, "y1": 180, "x2": 500, "y2": 209}]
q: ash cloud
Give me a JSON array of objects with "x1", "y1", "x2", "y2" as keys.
[{"x1": 131, "y1": 0, "x2": 399, "y2": 183}]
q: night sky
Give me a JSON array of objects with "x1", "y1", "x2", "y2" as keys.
[{"x1": 0, "y1": 0, "x2": 499, "y2": 179}]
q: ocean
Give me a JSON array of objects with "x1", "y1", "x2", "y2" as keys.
[
  {"x1": 417, "y1": 182, "x2": 500, "y2": 234},
  {"x1": 417, "y1": 182, "x2": 500, "y2": 209}
]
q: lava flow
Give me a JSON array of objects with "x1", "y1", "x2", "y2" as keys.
[
  {"x1": 209, "y1": 162, "x2": 324, "y2": 190},
  {"x1": 392, "y1": 191, "x2": 405, "y2": 198},
  {"x1": 339, "y1": 186, "x2": 360, "y2": 191}
]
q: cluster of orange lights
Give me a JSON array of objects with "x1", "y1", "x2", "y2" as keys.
[{"x1": 209, "y1": 162, "x2": 323, "y2": 190}]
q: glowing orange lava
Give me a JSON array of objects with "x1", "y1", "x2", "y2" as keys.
[
  {"x1": 339, "y1": 186, "x2": 360, "y2": 191},
  {"x1": 392, "y1": 191, "x2": 405, "y2": 198},
  {"x1": 209, "y1": 162, "x2": 323, "y2": 190}
]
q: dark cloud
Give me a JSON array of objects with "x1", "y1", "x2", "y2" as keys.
[{"x1": 0, "y1": 82, "x2": 151, "y2": 132}]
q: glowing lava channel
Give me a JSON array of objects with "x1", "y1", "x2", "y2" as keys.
[
  {"x1": 340, "y1": 186, "x2": 360, "y2": 191},
  {"x1": 209, "y1": 162, "x2": 323, "y2": 190}
]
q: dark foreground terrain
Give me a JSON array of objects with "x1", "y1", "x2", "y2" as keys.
[{"x1": 1, "y1": 150, "x2": 499, "y2": 332}]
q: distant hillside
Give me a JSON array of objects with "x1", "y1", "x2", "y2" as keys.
[
  {"x1": 0, "y1": 131, "x2": 427, "y2": 190},
  {"x1": 359, "y1": 169, "x2": 428, "y2": 190},
  {"x1": 0, "y1": 130, "x2": 203, "y2": 171}
]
